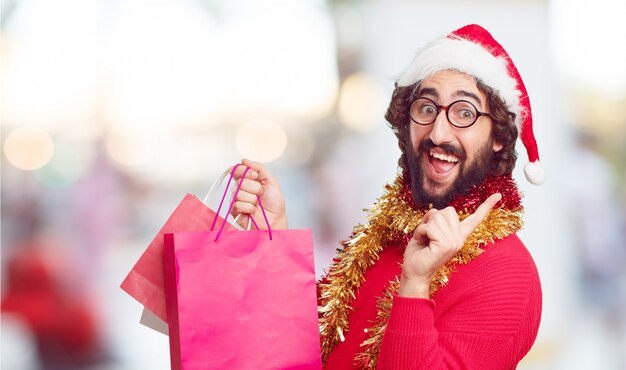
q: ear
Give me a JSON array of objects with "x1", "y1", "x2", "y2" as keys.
[{"x1": 492, "y1": 140, "x2": 503, "y2": 152}]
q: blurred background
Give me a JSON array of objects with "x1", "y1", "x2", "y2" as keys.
[{"x1": 1, "y1": 0, "x2": 625, "y2": 369}]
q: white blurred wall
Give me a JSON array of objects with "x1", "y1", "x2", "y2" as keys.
[{"x1": 2, "y1": 0, "x2": 625, "y2": 369}]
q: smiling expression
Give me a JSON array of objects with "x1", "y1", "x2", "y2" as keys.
[{"x1": 408, "y1": 69, "x2": 503, "y2": 207}]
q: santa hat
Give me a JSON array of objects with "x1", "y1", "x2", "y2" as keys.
[{"x1": 397, "y1": 24, "x2": 545, "y2": 185}]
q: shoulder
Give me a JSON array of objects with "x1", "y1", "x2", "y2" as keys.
[
  {"x1": 435, "y1": 234, "x2": 542, "y2": 333},
  {"x1": 478, "y1": 235, "x2": 543, "y2": 358},
  {"x1": 458, "y1": 234, "x2": 538, "y2": 280},
  {"x1": 431, "y1": 234, "x2": 542, "y2": 361},
  {"x1": 465, "y1": 234, "x2": 541, "y2": 303}
]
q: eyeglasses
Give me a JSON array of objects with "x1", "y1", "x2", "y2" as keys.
[{"x1": 410, "y1": 97, "x2": 492, "y2": 128}]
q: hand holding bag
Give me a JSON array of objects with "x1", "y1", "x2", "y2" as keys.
[
  {"x1": 121, "y1": 165, "x2": 250, "y2": 325},
  {"x1": 164, "y1": 166, "x2": 322, "y2": 370}
]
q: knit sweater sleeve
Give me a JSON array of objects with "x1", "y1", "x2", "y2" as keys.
[{"x1": 377, "y1": 237, "x2": 542, "y2": 369}]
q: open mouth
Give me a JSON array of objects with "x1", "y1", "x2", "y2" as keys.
[{"x1": 427, "y1": 149, "x2": 460, "y2": 178}]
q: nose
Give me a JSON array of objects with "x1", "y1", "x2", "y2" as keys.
[{"x1": 429, "y1": 109, "x2": 454, "y2": 145}]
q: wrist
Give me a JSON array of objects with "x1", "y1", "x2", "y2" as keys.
[
  {"x1": 398, "y1": 275, "x2": 431, "y2": 299},
  {"x1": 273, "y1": 215, "x2": 288, "y2": 230}
]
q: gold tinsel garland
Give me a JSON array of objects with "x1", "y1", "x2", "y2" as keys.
[{"x1": 317, "y1": 174, "x2": 524, "y2": 368}]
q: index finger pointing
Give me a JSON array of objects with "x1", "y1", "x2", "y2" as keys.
[{"x1": 460, "y1": 193, "x2": 502, "y2": 238}]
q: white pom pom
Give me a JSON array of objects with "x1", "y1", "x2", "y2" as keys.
[{"x1": 524, "y1": 161, "x2": 546, "y2": 185}]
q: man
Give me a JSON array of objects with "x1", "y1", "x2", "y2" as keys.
[{"x1": 231, "y1": 24, "x2": 543, "y2": 369}]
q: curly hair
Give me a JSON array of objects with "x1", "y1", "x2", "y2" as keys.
[{"x1": 385, "y1": 78, "x2": 518, "y2": 181}]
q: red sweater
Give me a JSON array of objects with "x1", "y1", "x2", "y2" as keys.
[{"x1": 323, "y1": 234, "x2": 542, "y2": 369}]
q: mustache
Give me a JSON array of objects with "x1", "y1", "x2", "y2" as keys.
[{"x1": 418, "y1": 138, "x2": 466, "y2": 160}]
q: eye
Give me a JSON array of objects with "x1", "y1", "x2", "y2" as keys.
[
  {"x1": 410, "y1": 98, "x2": 439, "y2": 123},
  {"x1": 459, "y1": 109, "x2": 475, "y2": 119},
  {"x1": 421, "y1": 105, "x2": 437, "y2": 115},
  {"x1": 450, "y1": 101, "x2": 477, "y2": 123}
]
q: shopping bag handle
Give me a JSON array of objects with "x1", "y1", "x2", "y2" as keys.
[
  {"x1": 214, "y1": 165, "x2": 274, "y2": 242},
  {"x1": 203, "y1": 165, "x2": 258, "y2": 231},
  {"x1": 205, "y1": 164, "x2": 256, "y2": 231},
  {"x1": 204, "y1": 165, "x2": 251, "y2": 231}
]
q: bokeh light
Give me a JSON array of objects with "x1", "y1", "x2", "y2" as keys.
[
  {"x1": 1, "y1": 1, "x2": 625, "y2": 369},
  {"x1": 283, "y1": 129, "x2": 316, "y2": 167},
  {"x1": 33, "y1": 139, "x2": 94, "y2": 188},
  {"x1": 219, "y1": 2, "x2": 339, "y2": 122},
  {"x1": 105, "y1": 131, "x2": 154, "y2": 168},
  {"x1": 338, "y1": 72, "x2": 388, "y2": 133},
  {"x1": 0, "y1": 0, "x2": 101, "y2": 130},
  {"x1": 103, "y1": 0, "x2": 224, "y2": 133},
  {"x1": 3, "y1": 127, "x2": 55, "y2": 171},
  {"x1": 235, "y1": 118, "x2": 288, "y2": 163}
]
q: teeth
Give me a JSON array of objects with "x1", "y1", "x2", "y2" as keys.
[{"x1": 430, "y1": 150, "x2": 459, "y2": 163}]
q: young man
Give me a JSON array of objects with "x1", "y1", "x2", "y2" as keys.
[{"x1": 231, "y1": 24, "x2": 543, "y2": 369}]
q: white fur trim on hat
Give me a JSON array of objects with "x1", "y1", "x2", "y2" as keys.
[{"x1": 397, "y1": 36, "x2": 524, "y2": 130}]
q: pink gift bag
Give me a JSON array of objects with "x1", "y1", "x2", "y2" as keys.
[
  {"x1": 164, "y1": 167, "x2": 322, "y2": 370},
  {"x1": 121, "y1": 166, "x2": 246, "y2": 323}
]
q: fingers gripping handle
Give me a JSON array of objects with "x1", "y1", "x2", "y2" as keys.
[
  {"x1": 203, "y1": 167, "x2": 232, "y2": 206},
  {"x1": 207, "y1": 164, "x2": 239, "y2": 231},
  {"x1": 214, "y1": 165, "x2": 273, "y2": 242},
  {"x1": 205, "y1": 164, "x2": 259, "y2": 231},
  {"x1": 257, "y1": 196, "x2": 273, "y2": 240}
]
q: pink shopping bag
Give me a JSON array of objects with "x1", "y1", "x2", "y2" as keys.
[
  {"x1": 164, "y1": 167, "x2": 322, "y2": 370},
  {"x1": 121, "y1": 166, "x2": 246, "y2": 323}
]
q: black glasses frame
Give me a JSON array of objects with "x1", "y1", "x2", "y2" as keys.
[{"x1": 409, "y1": 97, "x2": 492, "y2": 128}]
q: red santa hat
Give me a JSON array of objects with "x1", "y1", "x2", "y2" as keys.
[{"x1": 397, "y1": 24, "x2": 545, "y2": 185}]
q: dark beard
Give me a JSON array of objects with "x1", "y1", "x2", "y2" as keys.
[{"x1": 407, "y1": 138, "x2": 494, "y2": 209}]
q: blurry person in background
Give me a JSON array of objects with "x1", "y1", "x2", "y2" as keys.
[
  {"x1": 230, "y1": 25, "x2": 544, "y2": 369},
  {"x1": 1, "y1": 238, "x2": 110, "y2": 370},
  {"x1": 569, "y1": 130, "x2": 626, "y2": 312},
  {"x1": 566, "y1": 129, "x2": 626, "y2": 364}
]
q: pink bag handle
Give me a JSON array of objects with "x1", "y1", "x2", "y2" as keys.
[
  {"x1": 215, "y1": 166, "x2": 273, "y2": 242},
  {"x1": 208, "y1": 164, "x2": 261, "y2": 231},
  {"x1": 209, "y1": 164, "x2": 238, "y2": 231}
]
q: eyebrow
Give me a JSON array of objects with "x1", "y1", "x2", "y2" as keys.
[
  {"x1": 416, "y1": 87, "x2": 483, "y2": 106},
  {"x1": 416, "y1": 87, "x2": 439, "y2": 99},
  {"x1": 455, "y1": 90, "x2": 483, "y2": 106}
]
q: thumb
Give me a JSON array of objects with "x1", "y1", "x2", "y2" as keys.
[{"x1": 412, "y1": 223, "x2": 429, "y2": 246}]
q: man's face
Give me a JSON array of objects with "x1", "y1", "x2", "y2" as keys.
[{"x1": 407, "y1": 69, "x2": 503, "y2": 208}]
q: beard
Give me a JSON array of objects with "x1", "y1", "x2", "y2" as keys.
[{"x1": 407, "y1": 137, "x2": 494, "y2": 209}]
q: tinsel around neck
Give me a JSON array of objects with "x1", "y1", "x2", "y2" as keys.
[
  {"x1": 318, "y1": 173, "x2": 524, "y2": 367},
  {"x1": 401, "y1": 171, "x2": 523, "y2": 214}
]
